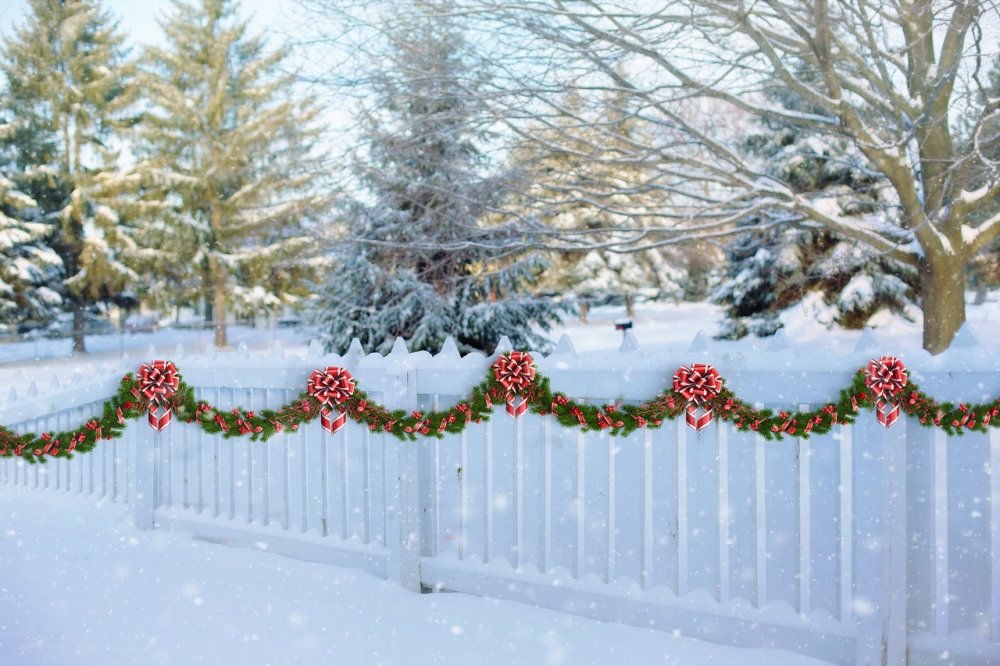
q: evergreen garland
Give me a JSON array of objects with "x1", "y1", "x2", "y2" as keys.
[{"x1": 1, "y1": 354, "x2": 997, "y2": 465}]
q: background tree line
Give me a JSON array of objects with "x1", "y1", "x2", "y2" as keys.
[{"x1": 2, "y1": 0, "x2": 999, "y2": 355}]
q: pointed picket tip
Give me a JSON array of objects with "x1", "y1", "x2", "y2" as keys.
[
  {"x1": 438, "y1": 336, "x2": 460, "y2": 358},
  {"x1": 27, "y1": 380, "x2": 38, "y2": 397},
  {"x1": 146, "y1": 344, "x2": 157, "y2": 359},
  {"x1": 346, "y1": 338, "x2": 365, "y2": 359},
  {"x1": 494, "y1": 336, "x2": 513, "y2": 355},
  {"x1": 71, "y1": 371, "x2": 83, "y2": 385},
  {"x1": 7, "y1": 387, "x2": 17, "y2": 403},
  {"x1": 552, "y1": 333, "x2": 577, "y2": 356},
  {"x1": 389, "y1": 337, "x2": 409, "y2": 357},
  {"x1": 307, "y1": 339, "x2": 324, "y2": 357},
  {"x1": 49, "y1": 375, "x2": 60, "y2": 390},
  {"x1": 687, "y1": 330, "x2": 711, "y2": 352},
  {"x1": 174, "y1": 343, "x2": 185, "y2": 358},
  {"x1": 618, "y1": 331, "x2": 642, "y2": 353},
  {"x1": 950, "y1": 322, "x2": 980, "y2": 349},
  {"x1": 853, "y1": 328, "x2": 879, "y2": 353},
  {"x1": 766, "y1": 330, "x2": 791, "y2": 352}
]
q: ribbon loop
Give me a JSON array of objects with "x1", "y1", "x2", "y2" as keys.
[
  {"x1": 492, "y1": 352, "x2": 536, "y2": 419},
  {"x1": 307, "y1": 367, "x2": 356, "y2": 434},
  {"x1": 673, "y1": 364, "x2": 723, "y2": 431},
  {"x1": 138, "y1": 360, "x2": 180, "y2": 431},
  {"x1": 865, "y1": 357, "x2": 907, "y2": 428}
]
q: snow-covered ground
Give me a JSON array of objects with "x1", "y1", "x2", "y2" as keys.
[{"x1": 0, "y1": 485, "x2": 833, "y2": 666}]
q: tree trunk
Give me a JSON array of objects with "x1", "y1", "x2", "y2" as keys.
[
  {"x1": 920, "y1": 254, "x2": 966, "y2": 354},
  {"x1": 625, "y1": 294, "x2": 635, "y2": 319},
  {"x1": 213, "y1": 277, "x2": 227, "y2": 348},
  {"x1": 72, "y1": 303, "x2": 86, "y2": 353}
]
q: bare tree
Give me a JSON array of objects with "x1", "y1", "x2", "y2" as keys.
[{"x1": 301, "y1": 0, "x2": 997, "y2": 354}]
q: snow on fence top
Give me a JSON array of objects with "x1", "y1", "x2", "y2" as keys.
[{"x1": 1, "y1": 326, "x2": 996, "y2": 426}]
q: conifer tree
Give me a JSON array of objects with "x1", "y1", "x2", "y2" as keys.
[
  {"x1": 712, "y1": 76, "x2": 918, "y2": 339},
  {"x1": 309, "y1": 8, "x2": 563, "y2": 355},
  {"x1": 0, "y1": 138, "x2": 62, "y2": 323},
  {"x1": 136, "y1": 0, "x2": 327, "y2": 347},
  {"x1": 1, "y1": 0, "x2": 138, "y2": 351}
]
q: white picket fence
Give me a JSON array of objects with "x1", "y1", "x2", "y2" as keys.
[{"x1": 2, "y1": 335, "x2": 1000, "y2": 666}]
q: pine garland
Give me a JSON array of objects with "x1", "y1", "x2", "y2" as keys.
[{"x1": 1, "y1": 355, "x2": 998, "y2": 465}]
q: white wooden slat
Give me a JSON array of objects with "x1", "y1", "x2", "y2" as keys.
[
  {"x1": 340, "y1": 426, "x2": 349, "y2": 540},
  {"x1": 485, "y1": 419, "x2": 494, "y2": 563},
  {"x1": 840, "y1": 422, "x2": 853, "y2": 623},
  {"x1": 799, "y1": 404, "x2": 811, "y2": 616},
  {"x1": 261, "y1": 390, "x2": 270, "y2": 526},
  {"x1": 642, "y1": 429, "x2": 653, "y2": 591},
  {"x1": 362, "y1": 426, "x2": 371, "y2": 544},
  {"x1": 883, "y1": 417, "x2": 907, "y2": 665},
  {"x1": 516, "y1": 414, "x2": 524, "y2": 569},
  {"x1": 607, "y1": 430, "x2": 615, "y2": 584},
  {"x1": 677, "y1": 419, "x2": 688, "y2": 596},
  {"x1": 282, "y1": 388, "x2": 291, "y2": 529},
  {"x1": 542, "y1": 418, "x2": 552, "y2": 573},
  {"x1": 755, "y1": 425, "x2": 767, "y2": 609},
  {"x1": 991, "y1": 426, "x2": 1000, "y2": 642},
  {"x1": 718, "y1": 420, "x2": 730, "y2": 604},
  {"x1": 460, "y1": 428, "x2": 469, "y2": 560},
  {"x1": 246, "y1": 388, "x2": 254, "y2": 524},
  {"x1": 228, "y1": 388, "x2": 237, "y2": 521},
  {"x1": 934, "y1": 427, "x2": 949, "y2": 637},
  {"x1": 321, "y1": 432, "x2": 330, "y2": 537},
  {"x1": 576, "y1": 430, "x2": 585, "y2": 579}
]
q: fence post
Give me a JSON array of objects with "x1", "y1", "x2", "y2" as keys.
[
  {"x1": 132, "y1": 427, "x2": 157, "y2": 530},
  {"x1": 384, "y1": 363, "x2": 421, "y2": 591}
]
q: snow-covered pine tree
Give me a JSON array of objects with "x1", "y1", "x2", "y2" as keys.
[
  {"x1": 712, "y1": 75, "x2": 918, "y2": 339},
  {"x1": 1, "y1": 0, "x2": 139, "y2": 351},
  {"x1": 0, "y1": 136, "x2": 62, "y2": 324},
  {"x1": 135, "y1": 0, "x2": 327, "y2": 347},
  {"x1": 309, "y1": 8, "x2": 563, "y2": 355}
]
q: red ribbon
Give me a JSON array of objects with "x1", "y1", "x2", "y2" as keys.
[
  {"x1": 506, "y1": 397, "x2": 529, "y2": 419},
  {"x1": 673, "y1": 364, "x2": 722, "y2": 431},
  {"x1": 492, "y1": 352, "x2": 536, "y2": 419},
  {"x1": 307, "y1": 367, "x2": 355, "y2": 435},
  {"x1": 137, "y1": 360, "x2": 180, "y2": 431},
  {"x1": 865, "y1": 357, "x2": 907, "y2": 428}
]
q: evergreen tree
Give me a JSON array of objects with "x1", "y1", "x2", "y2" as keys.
[
  {"x1": 1, "y1": 0, "x2": 138, "y2": 351},
  {"x1": 310, "y1": 9, "x2": 563, "y2": 355},
  {"x1": 713, "y1": 76, "x2": 918, "y2": 339},
  {"x1": 0, "y1": 135, "x2": 62, "y2": 323},
  {"x1": 135, "y1": 0, "x2": 327, "y2": 347}
]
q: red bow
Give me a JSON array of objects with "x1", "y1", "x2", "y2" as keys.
[
  {"x1": 673, "y1": 364, "x2": 723, "y2": 431},
  {"x1": 307, "y1": 367, "x2": 355, "y2": 434},
  {"x1": 137, "y1": 361, "x2": 180, "y2": 431},
  {"x1": 865, "y1": 357, "x2": 907, "y2": 428},
  {"x1": 492, "y1": 352, "x2": 536, "y2": 419}
]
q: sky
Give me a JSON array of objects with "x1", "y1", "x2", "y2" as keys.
[{"x1": 0, "y1": 0, "x2": 297, "y2": 46}]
